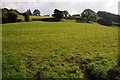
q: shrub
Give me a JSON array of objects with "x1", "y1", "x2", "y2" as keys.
[
  {"x1": 2, "y1": 9, "x2": 18, "y2": 23},
  {"x1": 32, "y1": 18, "x2": 42, "y2": 21},
  {"x1": 7, "y1": 11, "x2": 18, "y2": 22},
  {"x1": 16, "y1": 19, "x2": 22, "y2": 22},
  {"x1": 32, "y1": 18, "x2": 55, "y2": 22},
  {"x1": 22, "y1": 12, "x2": 30, "y2": 22}
]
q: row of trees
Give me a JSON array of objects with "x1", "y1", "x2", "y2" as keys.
[
  {"x1": 1, "y1": 8, "x2": 41, "y2": 23},
  {"x1": 52, "y1": 9, "x2": 120, "y2": 26},
  {"x1": 52, "y1": 9, "x2": 97, "y2": 22},
  {"x1": 27, "y1": 9, "x2": 40, "y2": 16},
  {"x1": 1, "y1": 8, "x2": 120, "y2": 26},
  {"x1": 1, "y1": 8, "x2": 97, "y2": 23},
  {"x1": 97, "y1": 11, "x2": 120, "y2": 26},
  {"x1": 1, "y1": 8, "x2": 19, "y2": 23}
]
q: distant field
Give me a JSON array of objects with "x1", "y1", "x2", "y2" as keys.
[
  {"x1": 2, "y1": 21, "x2": 118, "y2": 78},
  {"x1": 18, "y1": 15, "x2": 52, "y2": 21}
]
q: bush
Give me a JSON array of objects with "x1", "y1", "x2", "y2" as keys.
[
  {"x1": 32, "y1": 18, "x2": 42, "y2": 21},
  {"x1": 7, "y1": 11, "x2": 18, "y2": 22},
  {"x1": 16, "y1": 19, "x2": 22, "y2": 22},
  {"x1": 97, "y1": 18, "x2": 112, "y2": 26},
  {"x1": 22, "y1": 12, "x2": 30, "y2": 22},
  {"x1": 41, "y1": 18, "x2": 56, "y2": 22},
  {"x1": 76, "y1": 18, "x2": 86, "y2": 23},
  {"x1": 2, "y1": 8, "x2": 19, "y2": 23},
  {"x1": 32, "y1": 18, "x2": 55, "y2": 22}
]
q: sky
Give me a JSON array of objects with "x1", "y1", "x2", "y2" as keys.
[{"x1": 1, "y1": 0, "x2": 120, "y2": 15}]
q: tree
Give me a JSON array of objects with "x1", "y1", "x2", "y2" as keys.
[
  {"x1": 52, "y1": 9, "x2": 63, "y2": 21},
  {"x1": 97, "y1": 18, "x2": 112, "y2": 26},
  {"x1": 7, "y1": 11, "x2": 18, "y2": 22},
  {"x1": 23, "y1": 12, "x2": 30, "y2": 22},
  {"x1": 27, "y1": 9, "x2": 32, "y2": 15},
  {"x1": 33, "y1": 9, "x2": 40, "y2": 16},
  {"x1": 2, "y1": 8, "x2": 9, "y2": 23},
  {"x1": 9, "y1": 9, "x2": 20, "y2": 14},
  {"x1": 63, "y1": 10, "x2": 69, "y2": 18},
  {"x1": 97, "y1": 11, "x2": 120, "y2": 23},
  {"x1": 81, "y1": 9, "x2": 97, "y2": 23},
  {"x1": 2, "y1": 8, "x2": 18, "y2": 23}
]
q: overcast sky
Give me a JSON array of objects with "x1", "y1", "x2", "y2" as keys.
[{"x1": 1, "y1": 0, "x2": 120, "y2": 15}]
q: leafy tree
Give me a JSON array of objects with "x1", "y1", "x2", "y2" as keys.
[
  {"x1": 97, "y1": 11, "x2": 120, "y2": 23},
  {"x1": 27, "y1": 9, "x2": 32, "y2": 15},
  {"x1": 33, "y1": 9, "x2": 40, "y2": 16},
  {"x1": 2, "y1": 8, "x2": 18, "y2": 23},
  {"x1": 2, "y1": 8, "x2": 9, "y2": 23},
  {"x1": 23, "y1": 12, "x2": 30, "y2": 22},
  {"x1": 9, "y1": 9, "x2": 20, "y2": 14},
  {"x1": 7, "y1": 11, "x2": 18, "y2": 22},
  {"x1": 81, "y1": 9, "x2": 97, "y2": 23},
  {"x1": 52, "y1": 9, "x2": 63, "y2": 21},
  {"x1": 97, "y1": 18, "x2": 112, "y2": 26},
  {"x1": 63, "y1": 10, "x2": 69, "y2": 18}
]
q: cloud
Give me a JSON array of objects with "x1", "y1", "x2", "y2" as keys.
[
  {"x1": 1, "y1": 0, "x2": 119, "y2": 2},
  {"x1": 1, "y1": 1, "x2": 119, "y2": 15}
]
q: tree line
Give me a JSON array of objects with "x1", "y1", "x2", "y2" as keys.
[{"x1": 1, "y1": 8, "x2": 120, "y2": 26}]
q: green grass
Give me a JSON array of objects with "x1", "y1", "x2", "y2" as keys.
[
  {"x1": 2, "y1": 21, "x2": 118, "y2": 78},
  {"x1": 18, "y1": 15, "x2": 52, "y2": 21}
]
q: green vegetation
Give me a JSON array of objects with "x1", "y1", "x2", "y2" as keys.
[
  {"x1": 52, "y1": 9, "x2": 64, "y2": 21},
  {"x1": 22, "y1": 12, "x2": 30, "y2": 22},
  {"x1": 2, "y1": 21, "x2": 118, "y2": 79},
  {"x1": 1, "y1": 8, "x2": 19, "y2": 23},
  {"x1": 81, "y1": 9, "x2": 97, "y2": 23},
  {"x1": 18, "y1": 15, "x2": 52, "y2": 21}
]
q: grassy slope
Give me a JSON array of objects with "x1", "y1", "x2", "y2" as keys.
[
  {"x1": 2, "y1": 21, "x2": 118, "y2": 78},
  {"x1": 18, "y1": 15, "x2": 52, "y2": 21}
]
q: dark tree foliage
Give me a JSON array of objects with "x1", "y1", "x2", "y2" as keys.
[
  {"x1": 72, "y1": 14, "x2": 80, "y2": 17},
  {"x1": 97, "y1": 18, "x2": 112, "y2": 26},
  {"x1": 7, "y1": 11, "x2": 18, "y2": 22},
  {"x1": 2, "y1": 8, "x2": 19, "y2": 23},
  {"x1": 63, "y1": 10, "x2": 69, "y2": 18},
  {"x1": 52, "y1": 9, "x2": 63, "y2": 21},
  {"x1": 33, "y1": 9, "x2": 40, "y2": 16},
  {"x1": 1, "y1": 8, "x2": 9, "y2": 23},
  {"x1": 27, "y1": 9, "x2": 32, "y2": 15},
  {"x1": 81, "y1": 9, "x2": 97, "y2": 23},
  {"x1": 97, "y1": 11, "x2": 120, "y2": 23},
  {"x1": 9, "y1": 9, "x2": 20, "y2": 14},
  {"x1": 22, "y1": 12, "x2": 30, "y2": 22}
]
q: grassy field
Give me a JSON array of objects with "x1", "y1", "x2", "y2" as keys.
[
  {"x1": 18, "y1": 15, "x2": 52, "y2": 21},
  {"x1": 2, "y1": 21, "x2": 118, "y2": 79}
]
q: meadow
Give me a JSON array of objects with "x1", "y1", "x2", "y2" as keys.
[
  {"x1": 2, "y1": 21, "x2": 118, "y2": 79},
  {"x1": 18, "y1": 15, "x2": 52, "y2": 21}
]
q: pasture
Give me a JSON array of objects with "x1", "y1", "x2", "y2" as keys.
[
  {"x1": 2, "y1": 21, "x2": 118, "y2": 78},
  {"x1": 18, "y1": 15, "x2": 52, "y2": 21}
]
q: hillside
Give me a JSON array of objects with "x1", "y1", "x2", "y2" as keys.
[{"x1": 2, "y1": 21, "x2": 118, "y2": 79}]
